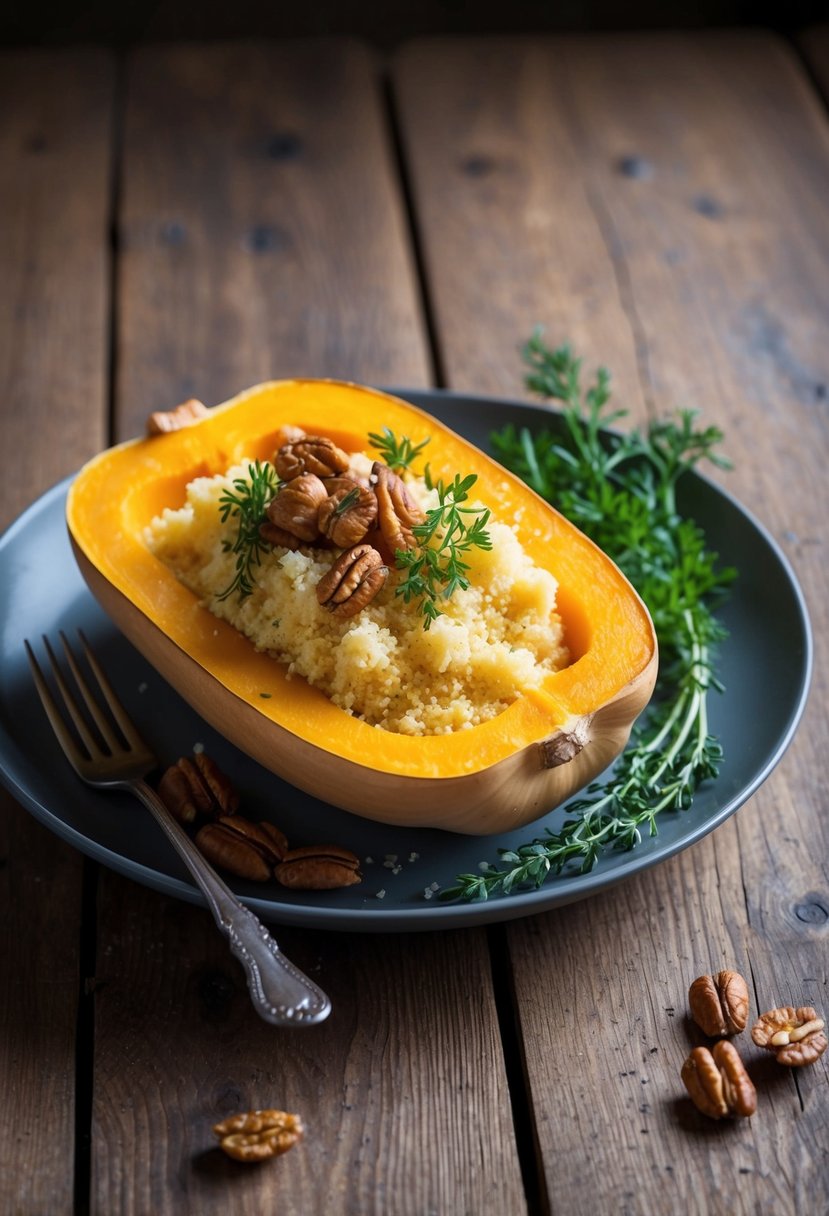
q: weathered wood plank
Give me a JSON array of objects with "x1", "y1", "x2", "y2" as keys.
[
  {"x1": 93, "y1": 40, "x2": 526, "y2": 1215},
  {"x1": 394, "y1": 32, "x2": 829, "y2": 1214},
  {"x1": 0, "y1": 48, "x2": 115, "y2": 1215},
  {"x1": 116, "y1": 39, "x2": 431, "y2": 436}
]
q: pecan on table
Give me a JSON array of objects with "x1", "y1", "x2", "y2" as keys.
[
  {"x1": 274, "y1": 435, "x2": 350, "y2": 481},
  {"x1": 371, "y1": 461, "x2": 425, "y2": 553},
  {"x1": 213, "y1": 1109, "x2": 304, "y2": 1163},
  {"x1": 195, "y1": 815, "x2": 287, "y2": 882},
  {"x1": 317, "y1": 478, "x2": 377, "y2": 548},
  {"x1": 275, "y1": 844, "x2": 362, "y2": 890},
  {"x1": 146, "y1": 397, "x2": 208, "y2": 436},
  {"x1": 688, "y1": 970, "x2": 750, "y2": 1037},
  {"x1": 266, "y1": 474, "x2": 328, "y2": 542},
  {"x1": 751, "y1": 1006, "x2": 827, "y2": 1067},
  {"x1": 315, "y1": 544, "x2": 388, "y2": 618},
  {"x1": 157, "y1": 754, "x2": 240, "y2": 824},
  {"x1": 681, "y1": 1041, "x2": 757, "y2": 1120}
]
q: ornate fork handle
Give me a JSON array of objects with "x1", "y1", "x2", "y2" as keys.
[{"x1": 130, "y1": 778, "x2": 331, "y2": 1026}]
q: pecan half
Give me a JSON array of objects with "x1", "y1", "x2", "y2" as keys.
[
  {"x1": 266, "y1": 474, "x2": 328, "y2": 542},
  {"x1": 213, "y1": 1109, "x2": 304, "y2": 1163},
  {"x1": 315, "y1": 544, "x2": 387, "y2": 618},
  {"x1": 146, "y1": 397, "x2": 209, "y2": 435},
  {"x1": 681, "y1": 1041, "x2": 757, "y2": 1119},
  {"x1": 195, "y1": 820, "x2": 273, "y2": 882},
  {"x1": 216, "y1": 816, "x2": 288, "y2": 864},
  {"x1": 317, "y1": 479, "x2": 377, "y2": 548},
  {"x1": 689, "y1": 970, "x2": 750, "y2": 1037},
  {"x1": 275, "y1": 845, "x2": 362, "y2": 890},
  {"x1": 274, "y1": 435, "x2": 350, "y2": 481},
  {"x1": 157, "y1": 754, "x2": 240, "y2": 824},
  {"x1": 272, "y1": 424, "x2": 306, "y2": 453},
  {"x1": 258, "y1": 521, "x2": 305, "y2": 551},
  {"x1": 751, "y1": 1006, "x2": 827, "y2": 1067},
  {"x1": 372, "y1": 461, "x2": 425, "y2": 553}
]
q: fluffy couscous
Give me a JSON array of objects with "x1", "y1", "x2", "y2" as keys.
[{"x1": 146, "y1": 442, "x2": 569, "y2": 735}]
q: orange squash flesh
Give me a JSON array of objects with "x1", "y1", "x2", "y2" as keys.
[{"x1": 66, "y1": 379, "x2": 658, "y2": 834}]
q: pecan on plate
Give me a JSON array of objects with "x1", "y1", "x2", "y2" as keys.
[
  {"x1": 688, "y1": 970, "x2": 750, "y2": 1037},
  {"x1": 751, "y1": 1006, "x2": 827, "y2": 1067},
  {"x1": 213, "y1": 1109, "x2": 304, "y2": 1163},
  {"x1": 317, "y1": 478, "x2": 377, "y2": 548},
  {"x1": 146, "y1": 397, "x2": 209, "y2": 436},
  {"x1": 275, "y1": 845, "x2": 362, "y2": 890},
  {"x1": 195, "y1": 816, "x2": 287, "y2": 882},
  {"x1": 266, "y1": 474, "x2": 328, "y2": 543},
  {"x1": 371, "y1": 461, "x2": 425, "y2": 553},
  {"x1": 274, "y1": 435, "x2": 350, "y2": 481},
  {"x1": 315, "y1": 544, "x2": 387, "y2": 618},
  {"x1": 157, "y1": 754, "x2": 240, "y2": 824},
  {"x1": 681, "y1": 1041, "x2": 757, "y2": 1120}
]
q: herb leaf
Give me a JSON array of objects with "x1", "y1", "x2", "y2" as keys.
[
  {"x1": 441, "y1": 332, "x2": 736, "y2": 902},
  {"x1": 395, "y1": 473, "x2": 492, "y2": 629},
  {"x1": 217, "y1": 460, "x2": 280, "y2": 601},
  {"x1": 369, "y1": 427, "x2": 430, "y2": 474}
]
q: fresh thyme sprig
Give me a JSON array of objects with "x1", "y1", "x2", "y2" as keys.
[
  {"x1": 395, "y1": 472, "x2": 493, "y2": 629},
  {"x1": 441, "y1": 332, "x2": 736, "y2": 902},
  {"x1": 217, "y1": 460, "x2": 280, "y2": 601},
  {"x1": 369, "y1": 427, "x2": 430, "y2": 473}
]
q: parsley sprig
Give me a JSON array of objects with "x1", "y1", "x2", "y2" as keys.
[
  {"x1": 217, "y1": 459, "x2": 280, "y2": 601},
  {"x1": 395, "y1": 472, "x2": 493, "y2": 629},
  {"x1": 369, "y1": 427, "x2": 430, "y2": 473},
  {"x1": 441, "y1": 332, "x2": 736, "y2": 902}
]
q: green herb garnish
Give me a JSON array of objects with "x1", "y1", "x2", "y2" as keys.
[
  {"x1": 441, "y1": 332, "x2": 736, "y2": 902},
  {"x1": 333, "y1": 486, "x2": 361, "y2": 515},
  {"x1": 369, "y1": 427, "x2": 430, "y2": 473},
  {"x1": 395, "y1": 473, "x2": 492, "y2": 629},
  {"x1": 217, "y1": 459, "x2": 280, "y2": 601}
]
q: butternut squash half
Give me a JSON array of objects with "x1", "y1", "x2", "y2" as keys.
[{"x1": 67, "y1": 380, "x2": 657, "y2": 834}]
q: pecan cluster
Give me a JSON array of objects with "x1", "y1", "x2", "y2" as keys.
[
  {"x1": 156, "y1": 752, "x2": 361, "y2": 890},
  {"x1": 678, "y1": 967, "x2": 825, "y2": 1121},
  {"x1": 257, "y1": 428, "x2": 427, "y2": 619}
]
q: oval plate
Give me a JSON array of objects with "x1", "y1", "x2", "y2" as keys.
[{"x1": 0, "y1": 391, "x2": 812, "y2": 930}]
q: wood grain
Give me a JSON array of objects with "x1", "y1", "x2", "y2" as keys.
[
  {"x1": 116, "y1": 40, "x2": 431, "y2": 438},
  {"x1": 394, "y1": 32, "x2": 829, "y2": 1213},
  {"x1": 0, "y1": 48, "x2": 115, "y2": 1215},
  {"x1": 92, "y1": 40, "x2": 526, "y2": 1214}
]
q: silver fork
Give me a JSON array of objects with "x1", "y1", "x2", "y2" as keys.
[{"x1": 25, "y1": 630, "x2": 331, "y2": 1027}]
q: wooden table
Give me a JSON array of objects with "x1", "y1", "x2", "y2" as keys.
[{"x1": 2, "y1": 30, "x2": 827, "y2": 1214}]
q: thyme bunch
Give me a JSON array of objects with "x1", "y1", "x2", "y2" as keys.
[
  {"x1": 217, "y1": 460, "x2": 280, "y2": 601},
  {"x1": 441, "y1": 333, "x2": 736, "y2": 902},
  {"x1": 395, "y1": 472, "x2": 493, "y2": 629}
]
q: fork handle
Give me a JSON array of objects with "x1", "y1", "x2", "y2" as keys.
[{"x1": 130, "y1": 779, "x2": 332, "y2": 1026}]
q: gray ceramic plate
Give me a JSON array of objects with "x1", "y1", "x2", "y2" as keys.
[{"x1": 0, "y1": 391, "x2": 812, "y2": 930}]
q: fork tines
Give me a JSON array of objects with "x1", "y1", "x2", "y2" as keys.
[{"x1": 25, "y1": 631, "x2": 149, "y2": 775}]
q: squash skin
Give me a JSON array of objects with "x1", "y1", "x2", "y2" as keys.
[{"x1": 67, "y1": 379, "x2": 658, "y2": 834}]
